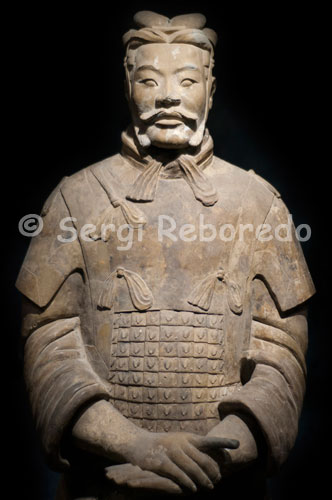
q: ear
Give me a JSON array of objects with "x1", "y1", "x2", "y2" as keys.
[
  {"x1": 124, "y1": 78, "x2": 130, "y2": 103},
  {"x1": 209, "y1": 76, "x2": 217, "y2": 110}
]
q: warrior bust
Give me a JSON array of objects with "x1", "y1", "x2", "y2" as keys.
[{"x1": 16, "y1": 11, "x2": 315, "y2": 500}]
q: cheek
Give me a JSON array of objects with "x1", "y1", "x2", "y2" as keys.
[
  {"x1": 180, "y1": 84, "x2": 206, "y2": 114},
  {"x1": 132, "y1": 84, "x2": 155, "y2": 112}
]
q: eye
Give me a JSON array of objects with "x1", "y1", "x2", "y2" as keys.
[
  {"x1": 140, "y1": 79, "x2": 158, "y2": 87},
  {"x1": 181, "y1": 78, "x2": 197, "y2": 87}
]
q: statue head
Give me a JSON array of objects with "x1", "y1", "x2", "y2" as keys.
[{"x1": 123, "y1": 11, "x2": 217, "y2": 150}]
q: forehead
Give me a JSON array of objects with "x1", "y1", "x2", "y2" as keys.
[{"x1": 133, "y1": 43, "x2": 205, "y2": 70}]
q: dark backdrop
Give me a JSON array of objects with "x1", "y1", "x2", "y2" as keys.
[{"x1": 7, "y1": 3, "x2": 328, "y2": 499}]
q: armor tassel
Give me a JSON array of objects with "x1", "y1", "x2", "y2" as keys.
[
  {"x1": 188, "y1": 269, "x2": 243, "y2": 314},
  {"x1": 98, "y1": 267, "x2": 153, "y2": 311}
]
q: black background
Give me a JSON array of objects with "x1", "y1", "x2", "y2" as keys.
[{"x1": 7, "y1": 2, "x2": 328, "y2": 499}]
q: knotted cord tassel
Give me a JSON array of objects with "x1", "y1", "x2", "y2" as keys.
[
  {"x1": 112, "y1": 199, "x2": 146, "y2": 228},
  {"x1": 126, "y1": 160, "x2": 163, "y2": 202},
  {"x1": 119, "y1": 268, "x2": 153, "y2": 310},
  {"x1": 188, "y1": 269, "x2": 243, "y2": 313},
  {"x1": 98, "y1": 267, "x2": 153, "y2": 311},
  {"x1": 179, "y1": 155, "x2": 218, "y2": 207},
  {"x1": 98, "y1": 271, "x2": 117, "y2": 309},
  {"x1": 90, "y1": 206, "x2": 114, "y2": 242},
  {"x1": 188, "y1": 270, "x2": 225, "y2": 311},
  {"x1": 226, "y1": 279, "x2": 243, "y2": 314}
]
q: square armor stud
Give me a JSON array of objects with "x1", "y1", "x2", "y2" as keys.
[
  {"x1": 130, "y1": 342, "x2": 144, "y2": 357},
  {"x1": 160, "y1": 310, "x2": 179, "y2": 325},
  {"x1": 145, "y1": 342, "x2": 159, "y2": 357},
  {"x1": 143, "y1": 387, "x2": 158, "y2": 403},
  {"x1": 116, "y1": 372, "x2": 129, "y2": 385},
  {"x1": 156, "y1": 420, "x2": 174, "y2": 432},
  {"x1": 193, "y1": 343, "x2": 208, "y2": 358},
  {"x1": 111, "y1": 328, "x2": 118, "y2": 343},
  {"x1": 118, "y1": 313, "x2": 131, "y2": 327},
  {"x1": 160, "y1": 342, "x2": 178, "y2": 357},
  {"x1": 144, "y1": 357, "x2": 159, "y2": 371},
  {"x1": 128, "y1": 372, "x2": 143, "y2": 385},
  {"x1": 208, "y1": 374, "x2": 224, "y2": 387},
  {"x1": 143, "y1": 419, "x2": 157, "y2": 432},
  {"x1": 146, "y1": 310, "x2": 160, "y2": 325},
  {"x1": 178, "y1": 326, "x2": 194, "y2": 342},
  {"x1": 193, "y1": 404, "x2": 206, "y2": 418},
  {"x1": 143, "y1": 372, "x2": 158, "y2": 387},
  {"x1": 180, "y1": 311, "x2": 194, "y2": 325},
  {"x1": 142, "y1": 403, "x2": 158, "y2": 419},
  {"x1": 128, "y1": 403, "x2": 143, "y2": 418},
  {"x1": 192, "y1": 373, "x2": 208, "y2": 387},
  {"x1": 160, "y1": 326, "x2": 178, "y2": 342},
  {"x1": 157, "y1": 387, "x2": 176, "y2": 403},
  {"x1": 117, "y1": 342, "x2": 130, "y2": 357},
  {"x1": 194, "y1": 328, "x2": 208, "y2": 342},
  {"x1": 207, "y1": 359, "x2": 223, "y2": 373},
  {"x1": 118, "y1": 328, "x2": 130, "y2": 342},
  {"x1": 208, "y1": 329, "x2": 223, "y2": 344},
  {"x1": 131, "y1": 312, "x2": 146, "y2": 326},
  {"x1": 178, "y1": 357, "x2": 195, "y2": 372},
  {"x1": 114, "y1": 384, "x2": 128, "y2": 401},
  {"x1": 208, "y1": 387, "x2": 221, "y2": 401},
  {"x1": 128, "y1": 386, "x2": 143, "y2": 402},
  {"x1": 207, "y1": 402, "x2": 219, "y2": 418},
  {"x1": 129, "y1": 357, "x2": 143, "y2": 371},
  {"x1": 159, "y1": 357, "x2": 179, "y2": 372},
  {"x1": 159, "y1": 372, "x2": 179, "y2": 388},
  {"x1": 116, "y1": 358, "x2": 129, "y2": 371},
  {"x1": 192, "y1": 388, "x2": 208, "y2": 403},
  {"x1": 112, "y1": 314, "x2": 120, "y2": 329},
  {"x1": 206, "y1": 314, "x2": 223, "y2": 329},
  {"x1": 130, "y1": 326, "x2": 145, "y2": 342},
  {"x1": 208, "y1": 344, "x2": 222, "y2": 359},
  {"x1": 178, "y1": 342, "x2": 194, "y2": 358},
  {"x1": 194, "y1": 358, "x2": 208, "y2": 373},
  {"x1": 192, "y1": 314, "x2": 207, "y2": 327},
  {"x1": 146, "y1": 326, "x2": 159, "y2": 341}
]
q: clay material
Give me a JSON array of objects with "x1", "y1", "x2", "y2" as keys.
[{"x1": 17, "y1": 10, "x2": 315, "y2": 500}]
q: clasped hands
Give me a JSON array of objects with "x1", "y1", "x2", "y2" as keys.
[{"x1": 105, "y1": 430, "x2": 239, "y2": 495}]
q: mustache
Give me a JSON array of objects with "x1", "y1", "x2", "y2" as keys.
[{"x1": 139, "y1": 109, "x2": 198, "y2": 123}]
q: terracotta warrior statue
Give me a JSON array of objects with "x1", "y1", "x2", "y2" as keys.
[{"x1": 16, "y1": 11, "x2": 315, "y2": 499}]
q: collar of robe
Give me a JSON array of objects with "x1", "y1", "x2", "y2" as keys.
[{"x1": 121, "y1": 126, "x2": 218, "y2": 207}]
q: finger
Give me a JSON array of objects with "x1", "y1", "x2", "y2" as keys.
[
  {"x1": 191, "y1": 435, "x2": 239, "y2": 451},
  {"x1": 157, "y1": 456, "x2": 198, "y2": 493},
  {"x1": 127, "y1": 476, "x2": 182, "y2": 495},
  {"x1": 172, "y1": 449, "x2": 215, "y2": 490},
  {"x1": 105, "y1": 464, "x2": 144, "y2": 483},
  {"x1": 184, "y1": 443, "x2": 221, "y2": 483}
]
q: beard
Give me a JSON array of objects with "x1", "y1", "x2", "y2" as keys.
[{"x1": 132, "y1": 115, "x2": 206, "y2": 149}]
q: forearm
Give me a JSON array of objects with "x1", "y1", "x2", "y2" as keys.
[
  {"x1": 207, "y1": 414, "x2": 258, "y2": 471},
  {"x1": 72, "y1": 400, "x2": 145, "y2": 463}
]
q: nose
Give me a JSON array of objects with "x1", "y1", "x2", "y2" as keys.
[{"x1": 156, "y1": 95, "x2": 181, "y2": 108}]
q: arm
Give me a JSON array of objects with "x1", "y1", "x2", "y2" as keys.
[{"x1": 207, "y1": 194, "x2": 313, "y2": 475}]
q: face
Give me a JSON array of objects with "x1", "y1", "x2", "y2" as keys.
[{"x1": 127, "y1": 43, "x2": 213, "y2": 149}]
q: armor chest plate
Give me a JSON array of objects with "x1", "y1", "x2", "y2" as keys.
[{"x1": 108, "y1": 309, "x2": 241, "y2": 434}]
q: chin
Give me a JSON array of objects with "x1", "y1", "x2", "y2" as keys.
[{"x1": 148, "y1": 125, "x2": 193, "y2": 150}]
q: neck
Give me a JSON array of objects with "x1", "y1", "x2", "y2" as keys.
[{"x1": 146, "y1": 143, "x2": 200, "y2": 165}]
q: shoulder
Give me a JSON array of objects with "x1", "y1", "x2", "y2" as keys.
[
  {"x1": 212, "y1": 155, "x2": 281, "y2": 197},
  {"x1": 211, "y1": 155, "x2": 281, "y2": 217}
]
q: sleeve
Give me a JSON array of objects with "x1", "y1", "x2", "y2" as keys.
[
  {"x1": 218, "y1": 195, "x2": 315, "y2": 473},
  {"x1": 16, "y1": 182, "x2": 111, "y2": 471}
]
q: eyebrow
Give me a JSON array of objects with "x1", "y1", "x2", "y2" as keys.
[
  {"x1": 176, "y1": 65, "x2": 199, "y2": 73},
  {"x1": 136, "y1": 65, "x2": 162, "y2": 74}
]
